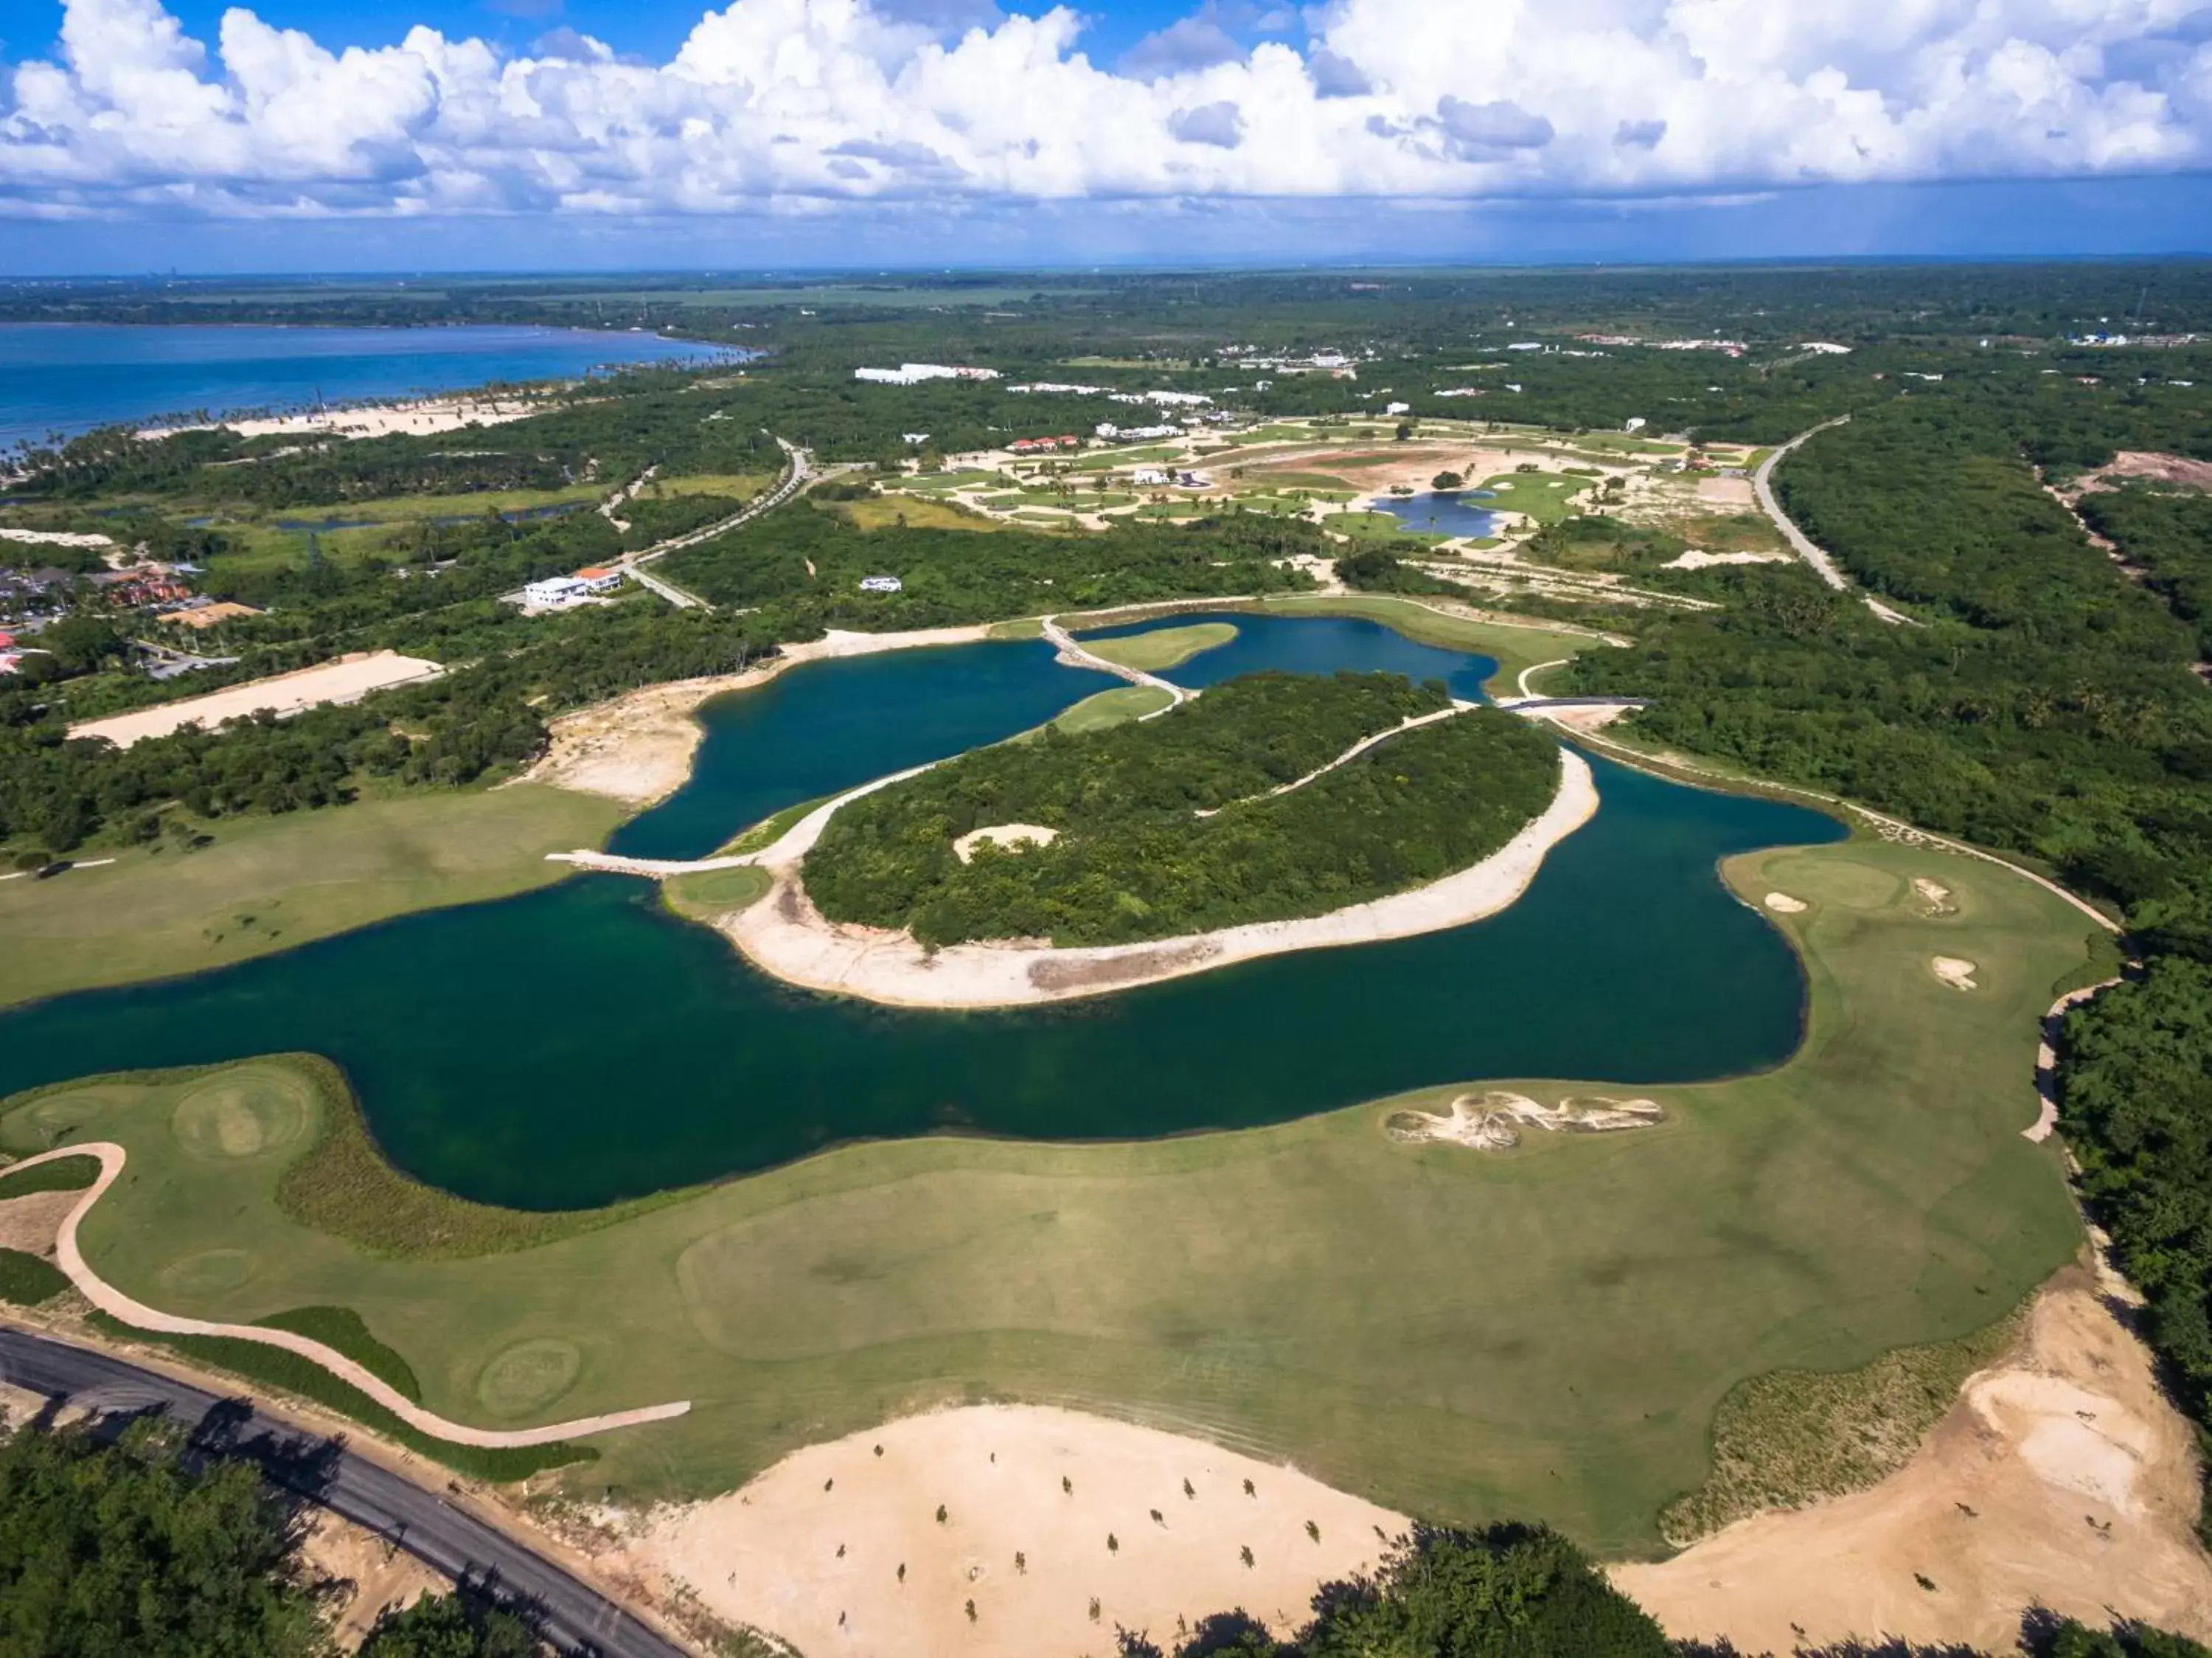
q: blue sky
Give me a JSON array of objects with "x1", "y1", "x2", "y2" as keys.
[{"x1": 4, "y1": 0, "x2": 2211, "y2": 274}]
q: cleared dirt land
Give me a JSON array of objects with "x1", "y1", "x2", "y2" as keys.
[
  {"x1": 68, "y1": 651, "x2": 444, "y2": 748},
  {"x1": 0, "y1": 831, "x2": 2098, "y2": 1558}
]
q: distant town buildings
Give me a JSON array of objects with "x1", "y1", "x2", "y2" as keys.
[
  {"x1": 1008, "y1": 382, "x2": 1107, "y2": 396},
  {"x1": 1798, "y1": 341, "x2": 1853, "y2": 354},
  {"x1": 1094, "y1": 423, "x2": 1182, "y2": 441},
  {"x1": 1007, "y1": 435, "x2": 1081, "y2": 454},
  {"x1": 854, "y1": 364, "x2": 1004, "y2": 385}
]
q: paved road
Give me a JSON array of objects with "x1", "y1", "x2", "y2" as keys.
[
  {"x1": 619, "y1": 438, "x2": 817, "y2": 610},
  {"x1": 0, "y1": 1328, "x2": 692, "y2": 1658}
]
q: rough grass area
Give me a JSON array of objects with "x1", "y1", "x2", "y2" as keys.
[
  {"x1": 0, "y1": 1246, "x2": 69, "y2": 1305},
  {"x1": 717, "y1": 796, "x2": 834, "y2": 857},
  {"x1": 1659, "y1": 1305, "x2": 2028, "y2": 1545},
  {"x1": 0, "y1": 1155, "x2": 99, "y2": 1201},
  {"x1": 841, "y1": 496, "x2": 1012, "y2": 533},
  {"x1": 253, "y1": 1305, "x2": 423, "y2": 1401},
  {"x1": 1078, "y1": 622, "x2": 1237, "y2": 673},
  {"x1": 1051, "y1": 684, "x2": 1174, "y2": 734},
  {"x1": 87, "y1": 1314, "x2": 592, "y2": 1483},
  {"x1": 664, "y1": 865, "x2": 771, "y2": 920},
  {"x1": 0, "y1": 783, "x2": 625, "y2": 1010}
]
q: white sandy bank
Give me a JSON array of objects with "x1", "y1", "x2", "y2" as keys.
[{"x1": 716, "y1": 749, "x2": 1596, "y2": 1008}]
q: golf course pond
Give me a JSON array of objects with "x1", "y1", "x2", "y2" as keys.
[{"x1": 0, "y1": 614, "x2": 1843, "y2": 1210}]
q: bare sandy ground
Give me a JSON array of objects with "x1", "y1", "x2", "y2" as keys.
[
  {"x1": 953, "y1": 823, "x2": 1060, "y2": 862},
  {"x1": 527, "y1": 625, "x2": 996, "y2": 808},
  {"x1": 300, "y1": 1508, "x2": 450, "y2": 1651},
  {"x1": 0, "y1": 527, "x2": 114, "y2": 547},
  {"x1": 2071, "y1": 451, "x2": 2212, "y2": 493},
  {"x1": 0, "y1": 1187, "x2": 77, "y2": 1256},
  {"x1": 1663, "y1": 549, "x2": 1787, "y2": 570},
  {"x1": 1694, "y1": 475, "x2": 1758, "y2": 508},
  {"x1": 1614, "y1": 1277, "x2": 2212, "y2": 1652},
  {"x1": 719, "y1": 749, "x2": 1597, "y2": 1008},
  {"x1": 139, "y1": 394, "x2": 550, "y2": 443},
  {"x1": 605, "y1": 1404, "x2": 1407, "y2": 1658},
  {"x1": 67, "y1": 651, "x2": 443, "y2": 748}
]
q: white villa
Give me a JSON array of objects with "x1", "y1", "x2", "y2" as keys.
[{"x1": 860, "y1": 575, "x2": 904, "y2": 593}]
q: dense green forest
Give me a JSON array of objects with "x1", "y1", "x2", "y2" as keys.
[
  {"x1": 661, "y1": 504, "x2": 1317, "y2": 623},
  {"x1": 0, "y1": 1415, "x2": 536, "y2": 1657},
  {"x1": 2079, "y1": 485, "x2": 2212, "y2": 660},
  {"x1": 806, "y1": 673, "x2": 1558, "y2": 947}
]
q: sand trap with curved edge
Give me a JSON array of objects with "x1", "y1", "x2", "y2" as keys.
[
  {"x1": 718, "y1": 749, "x2": 1596, "y2": 1008},
  {"x1": 1762, "y1": 892, "x2": 1806, "y2": 913},
  {"x1": 603, "y1": 1404, "x2": 1408, "y2": 1658},
  {"x1": 1933, "y1": 955, "x2": 1978, "y2": 991}
]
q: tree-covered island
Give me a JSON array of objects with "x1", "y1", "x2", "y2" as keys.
[{"x1": 802, "y1": 670, "x2": 1562, "y2": 947}]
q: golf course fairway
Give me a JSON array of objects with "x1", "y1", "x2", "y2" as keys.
[{"x1": 1, "y1": 831, "x2": 2096, "y2": 1552}]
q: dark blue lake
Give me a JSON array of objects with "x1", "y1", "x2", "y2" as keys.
[
  {"x1": 1371, "y1": 490, "x2": 1502, "y2": 538},
  {"x1": 0, "y1": 614, "x2": 1843, "y2": 1209}
]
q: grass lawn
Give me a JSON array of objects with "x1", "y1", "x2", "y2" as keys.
[
  {"x1": 1079, "y1": 622, "x2": 1237, "y2": 673},
  {"x1": 0, "y1": 784, "x2": 623, "y2": 1010},
  {"x1": 647, "y1": 474, "x2": 773, "y2": 501},
  {"x1": 1324, "y1": 510, "x2": 1449, "y2": 545},
  {"x1": 1478, "y1": 474, "x2": 1593, "y2": 526},
  {"x1": 1, "y1": 835, "x2": 2094, "y2": 1552},
  {"x1": 1051, "y1": 684, "x2": 1175, "y2": 733}
]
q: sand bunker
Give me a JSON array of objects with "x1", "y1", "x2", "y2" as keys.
[
  {"x1": 720, "y1": 750, "x2": 1597, "y2": 1008},
  {"x1": 602, "y1": 1404, "x2": 1406, "y2": 1658},
  {"x1": 1914, "y1": 877, "x2": 1958, "y2": 915},
  {"x1": 68, "y1": 651, "x2": 443, "y2": 749},
  {"x1": 1385, "y1": 1090, "x2": 1663, "y2": 1151},
  {"x1": 1613, "y1": 1278, "x2": 2212, "y2": 1651},
  {"x1": 1762, "y1": 892, "x2": 1807, "y2": 914},
  {"x1": 953, "y1": 824, "x2": 1060, "y2": 864},
  {"x1": 1932, "y1": 956, "x2": 1978, "y2": 991}
]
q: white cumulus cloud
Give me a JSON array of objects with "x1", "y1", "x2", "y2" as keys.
[{"x1": 2, "y1": 0, "x2": 2208, "y2": 219}]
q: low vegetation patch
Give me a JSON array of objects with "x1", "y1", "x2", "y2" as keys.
[
  {"x1": 805, "y1": 671, "x2": 1559, "y2": 947},
  {"x1": 1079, "y1": 621, "x2": 1237, "y2": 673},
  {"x1": 0, "y1": 1155, "x2": 99, "y2": 1201},
  {"x1": 264, "y1": 1055, "x2": 691, "y2": 1260},
  {"x1": 0, "y1": 1246, "x2": 69, "y2": 1305},
  {"x1": 1658, "y1": 1305, "x2": 2026, "y2": 1545},
  {"x1": 251, "y1": 1305, "x2": 422, "y2": 1401}
]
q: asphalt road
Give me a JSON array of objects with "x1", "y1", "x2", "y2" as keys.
[{"x1": 0, "y1": 1327, "x2": 692, "y2": 1658}]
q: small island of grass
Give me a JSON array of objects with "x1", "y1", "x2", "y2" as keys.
[{"x1": 803, "y1": 671, "x2": 1562, "y2": 948}]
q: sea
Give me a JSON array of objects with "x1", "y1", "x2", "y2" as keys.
[{"x1": 0, "y1": 322, "x2": 725, "y2": 452}]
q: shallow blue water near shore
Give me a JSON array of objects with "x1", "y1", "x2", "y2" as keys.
[{"x1": 0, "y1": 323, "x2": 718, "y2": 450}]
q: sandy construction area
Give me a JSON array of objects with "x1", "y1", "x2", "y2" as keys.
[
  {"x1": 606, "y1": 1404, "x2": 1406, "y2": 1658},
  {"x1": 139, "y1": 394, "x2": 551, "y2": 443},
  {"x1": 528, "y1": 625, "x2": 997, "y2": 808},
  {"x1": 719, "y1": 749, "x2": 1596, "y2": 1007},
  {"x1": 68, "y1": 651, "x2": 443, "y2": 748},
  {"x1": 1614, "y1": 1277, "x2": 2212, "y2": 1651}
]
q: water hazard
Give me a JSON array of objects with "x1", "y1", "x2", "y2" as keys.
[{"x1": 0, "y1": 615, "x2": 1841, "y2": 1209}]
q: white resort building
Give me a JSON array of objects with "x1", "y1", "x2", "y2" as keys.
[{"x1": 859, "y1": 575, "x2": 904, "y2": 593}]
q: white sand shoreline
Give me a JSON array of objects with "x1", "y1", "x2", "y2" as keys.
[{"x1": 714, "y1": 748, "x2": 1596, "y2": 1008}]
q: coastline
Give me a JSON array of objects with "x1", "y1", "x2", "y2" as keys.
[{"x1": 711, "y1": 746, "x2": 1597, "y2": 1008}]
